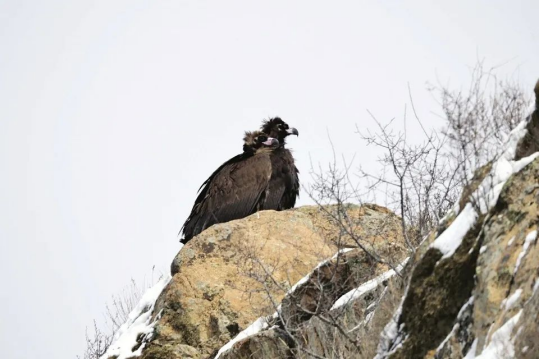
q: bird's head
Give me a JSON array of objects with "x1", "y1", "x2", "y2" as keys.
[
  {"x1": 260, "y1": 117, "x2": 298, "y2": 146},
  {"x1": 243, "y1": 131, "x2": 279, "y2": 154}
]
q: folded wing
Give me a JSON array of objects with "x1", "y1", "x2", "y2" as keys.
[{"x1": 180, "y1": 152, "x2": 272, "y2": 243}]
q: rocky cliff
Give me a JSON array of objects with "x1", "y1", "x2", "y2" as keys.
[
  {"x1": 104, "y1": 80, "x2": 539, "y2": 359},
  {"x1": 377, "y1": 81, "x2": 539, "y2": 359},
  {"x1": 104, "y1": 203, "x2": 408, "y2": 359}
]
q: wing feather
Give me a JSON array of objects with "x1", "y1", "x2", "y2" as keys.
[
  {"x1": 181, "y1": 152, "x2": 272, "y2": 243},
  {"x1": 264, "y1": 148, "x2": 300, "y2": 211}
]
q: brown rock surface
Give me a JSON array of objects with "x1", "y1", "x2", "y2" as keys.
[{"x1": 140, "y1": 204, "x2": 404, "y2": 358}]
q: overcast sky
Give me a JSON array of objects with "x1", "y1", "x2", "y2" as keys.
[{"x1": 0, "y1": 1, "x2": 537, "y2": 358}]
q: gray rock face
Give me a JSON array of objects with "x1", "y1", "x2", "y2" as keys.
[{"x1": 377, "y1": 86, "x2": 539, "y2": 359}]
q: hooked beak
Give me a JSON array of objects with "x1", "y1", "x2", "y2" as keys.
[
  {"x1": 262, "y1": 137, "x2": 279, "y2": 146},
  {"x1": 286, "y1": 127, "x2": 299, "y2": 136}
]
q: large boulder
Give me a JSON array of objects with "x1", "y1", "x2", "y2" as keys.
[{"x1": 139, "y1": 204, "x2": 405, "y2": 358}]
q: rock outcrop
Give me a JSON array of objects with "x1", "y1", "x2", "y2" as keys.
[
  {"x1": 107, "y1": 79, "x2": 539, "y2": 360},
  {"x1": 220, "y1": 80, "x2": 539, "y2": 360},
  {"x1": 140, "y1": 204, "x2": 406, "y2": 358},
  {"x1": 381, "y1": 158, "x2": 539, "y2": 359},
  {"x1": 376, "y1": 80, "x2": 539, "y2": 359}
]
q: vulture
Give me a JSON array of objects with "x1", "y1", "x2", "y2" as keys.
[
  {"x1": 180, "y1": 131, "x2": 279, "y2": 244},
  {"x1": 260, "y1": 117, "x2": 300, "y2": 210}
]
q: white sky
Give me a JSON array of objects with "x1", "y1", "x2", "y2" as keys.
[{"x1": 0, "y1": 1, "x2": 537, "y2": 358}]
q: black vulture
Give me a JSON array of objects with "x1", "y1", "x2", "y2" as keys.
[
  {"x1": 260, "y1": 117, "x2": 299, "y2": 210},
  {"x1": 180, "y1": 131, "x2": 279, "y2": 244}
]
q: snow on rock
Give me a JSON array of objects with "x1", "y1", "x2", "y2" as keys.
[
  {"x1": 331, "y1": 257, "x2": 409, "y2": 310},
  {"x1": 375, "y1": 291, "x2": 407, "y2": 359},
  {"x1": 436, "y1": 323, "x2": 459, "y2": 355},
  {"x1": 501, "y1": 289, "x2": 522, "y2": 311},
  {"x1": 533, "y1": 278, "x2": 539, "y2": 295},
  {"x1": 378, "y1": 109, "x2": 538, "y2": 358},
  {"x1": 103, "y1": 275, "x2": 171, "y2": 359},
  {"x1": 435, "y1": 296, "x2": 475, "y2": 356},
  {"x1": 215, "y1": 317, "x2": 271, "y2": 359},
  {"x1": 474, "y1": 310, "x2": 522, "y2": 359},
  {"x1": 215, "y1": 248, "x2": 356, "y2": 358},
  {"x1": 286, "y1": 247, "x2": 355, "y2": 295},
  {"x1": 502, "y1": 120, "x2": 529, "y2": 160},
  {"x1": 431, "y1": 203, "x2": 478, "y2": 259},
  {"x1": 464, "y1": 339, "x2": 478, "y2": 359},
  {"x1": 527, "y1": 101, "x2": 537, "y2": 120},
  {"x1": 458, "y1": 296, "x2": 475, "y2": 318},
  {"x1": 511, "y1": 155, "x2": 539, "y2": 178},
  {"x1": 513, "y1": 230, "x2": 537, "y2": 276},
  {"x1": 431, "y1": 117, "x2": 539, "y2": 260}
]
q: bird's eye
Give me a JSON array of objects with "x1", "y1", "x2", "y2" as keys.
[
  {"x1": 284, "y1": 124, "x2": 289, "y2": 129},
  {"x1": 258, "y1": 135, "x2": 268, "y2": 142}
]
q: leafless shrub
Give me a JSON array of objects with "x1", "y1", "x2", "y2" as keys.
[
  {"x1": 83, "y1": 321, "x2": 115, "y2": 359},
  {"x1": 429, "y1": 61, "x2": 529, "y2": 214},
  {"x1": 82, "y1": 269, "x2": 160, "y2": 359},
  {"x1": 431, "y1": 61, "x2": 528, "y2": 174},
  {"x1": 356, "y1": 101, "x2": 460, "y2": 248},
  {"x1": 105, "y1": 278, "x2": 148, "y2": 334},
  {"x1": 231, "y1": 65, "x2": 530, "y2": 359},
  {"x1": 230, "y1": 163, "x2": 410, "y2": 358}
]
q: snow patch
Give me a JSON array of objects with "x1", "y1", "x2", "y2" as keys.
[
  {"x1": 431, "y1": 203, "x2": 477, "y2": 259},
  {"x1": 215, "y1": 247, "x2": 356, "y2": 358},
  {"x1": 365, "y1": 310, "x2": 375, "y2": 324},
  {"x1": 464, "y1": 339, "x2": 478, "y2": 359},
  {"x1": 435, "y1": 323, "x2": 458, "y2": 355},
  {"x1": 286, "y1": 272, "x2": 311, "y2": 295},
  {"x1": 286, "y1": 247, "x2": 355, "y2": 295},
  {"x1": 458, "y1": 296, "x2": 475, "y2": 318},
  {"x1": 479, "y1": 245, "x2": 488, "y2": 254},
  {"x1": 507, "y1": 236, "x2": 516, "y2": 246},
  {"x1": 435, "y1": 296, "x2": 474, "y2": 356},
  {"x1": 215, "y1": 316, "x2": 270, "y2": 359},
  {"x1": 501, "y1": 289, "x2": 522, "y2": 311},
  {"x1": 513, "y1": 229, "x2": 537, "y2": 276},
  {"x1": 528, "y1": 101, "x2": 537, "y2": 117},
  {"x1": 430, "y1": 115, "x2": 539, "y2": 261},
  {"x1": 103, "y1": 275, "x2": 172, "y2": 359},
  {"x1": 439, "y1": 205, "x2": 459, "y2": 225},
  {"x1": 331, "y1": 258, "x2": 409, "y2": 310},
  {"x1": 375, "y1": 293, "x2": 407, "y2": 358},
  {"x1": 475, "y1": 310, "x2": 522, "y2": 359}
]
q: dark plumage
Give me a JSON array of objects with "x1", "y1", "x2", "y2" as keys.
[
  {"x1": 260, "y1": 117, "x2": 300, "y2": 210},
  {"x1": 180, "y1": 131, "x2": 279, "y2": 244}
]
